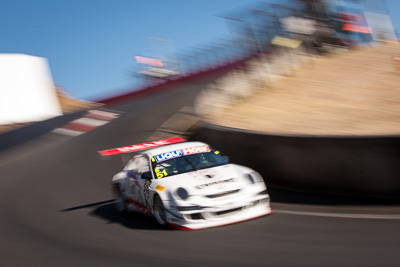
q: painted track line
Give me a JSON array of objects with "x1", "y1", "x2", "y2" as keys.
[{"x1": 274, "y1": 209, "x2": 400, "y2": 220}]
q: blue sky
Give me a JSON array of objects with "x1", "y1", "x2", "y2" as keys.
[{"x1": 1, "y1": 0, "x2": 399, "y2": 101}]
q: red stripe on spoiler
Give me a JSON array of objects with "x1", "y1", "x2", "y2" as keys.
[{"x1": 98, "y1": 137, "x2": 186, "y2": 156}]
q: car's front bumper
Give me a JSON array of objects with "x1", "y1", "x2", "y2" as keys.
[{"x1": 164, "y1": 194, "x2": 271, "y2": 230}]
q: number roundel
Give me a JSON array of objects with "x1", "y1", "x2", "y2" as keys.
[{"x1": 155, "y1": 169, "x2": 168, "y2": 179}]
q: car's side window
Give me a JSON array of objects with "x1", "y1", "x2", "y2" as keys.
[{"x1": 124, "y1": 155, "x2": 149, "y2": 175}]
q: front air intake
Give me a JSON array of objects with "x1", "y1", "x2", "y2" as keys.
[{"x1": 205, "y1": 189, "x2": 240, "y2": 198}]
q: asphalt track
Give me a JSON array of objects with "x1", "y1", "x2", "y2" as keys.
[{"x1": 2, "y1": 75, "x2": 400, "y2": 266}]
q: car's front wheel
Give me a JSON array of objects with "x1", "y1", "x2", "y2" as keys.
[{"x1": 154, "y1": 195, "x2": 166, "y2": 225}]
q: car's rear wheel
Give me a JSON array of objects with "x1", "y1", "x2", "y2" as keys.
[
  {"x1": 154, "y1": 195, "x2": 166, "y2": 225},
  {"x1": 112, "y1": 184, "x2": 126, "y2": 213}
]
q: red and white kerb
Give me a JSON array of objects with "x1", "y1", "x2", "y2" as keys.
[
  {"x1": 52, "y1": 110, "x2": 120, "y2": 136},
  {"x1": 98, "y1": 137, "x2": 186, "y2": 156}
]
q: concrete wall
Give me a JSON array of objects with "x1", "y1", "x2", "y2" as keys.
[{"x1": 193, "y1": 123, "x2": 400, "y2": 199}]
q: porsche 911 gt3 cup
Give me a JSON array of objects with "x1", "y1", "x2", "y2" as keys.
[{"x1": 98, "y1": 137, "x2": 271, "y2": 230}]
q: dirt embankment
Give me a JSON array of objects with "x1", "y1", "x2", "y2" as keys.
[
  {"x1": 55, "y1": 89, "x2": 99, "y2": 114},
  {"x1": 205, "y1": 41, "x2": 400, "y2": 135}
]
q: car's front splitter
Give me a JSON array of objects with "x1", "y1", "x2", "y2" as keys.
[{"x1": 166, "y1": 206, "x2": 272, "y2": 230}]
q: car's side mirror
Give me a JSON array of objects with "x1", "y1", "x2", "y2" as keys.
[{"x1": 141, "y1": 171, "x2": 152, "y2": 180}]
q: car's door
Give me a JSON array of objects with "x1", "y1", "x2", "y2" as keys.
[{"x1": 124, "y1": 155, "x2": 152, "y2": 211}]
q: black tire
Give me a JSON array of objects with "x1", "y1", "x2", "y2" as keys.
[
  {"x1": 154, "y1": 195, "x2": 167, "y2": 225},
  {"x1": 112, "y1": 184, "x2": 127, "y2": 213}
]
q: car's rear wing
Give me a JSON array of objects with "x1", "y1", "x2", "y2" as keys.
[{"x1": 97, "y1": 137, "x2": 186, "y2": 156}]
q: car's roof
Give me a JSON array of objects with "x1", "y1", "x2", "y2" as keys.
[{"x1": 143, "y1": 141, "x2": 210, "y2": 157}]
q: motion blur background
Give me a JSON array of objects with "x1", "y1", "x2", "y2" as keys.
[
  {"x1": 2, "y1": 1, "x2": 400, "y2": 266},
  {"x1": 1, "y1": 0, "x2": 399, "y2": 101}
]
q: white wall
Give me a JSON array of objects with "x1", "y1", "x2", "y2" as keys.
[{"x1": 0, "y1": 54, "x2": 62, "y2": 124}]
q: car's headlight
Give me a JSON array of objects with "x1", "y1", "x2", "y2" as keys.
[
  {"x1": 246, "y1": 172, "x2": 264, "y2": 183},
  {"x1": 247, "y1": 173, "x2": 255, "y2": 184},
  {"x1": 176, "y1": 187, "x2": 189, "y2": 200}
]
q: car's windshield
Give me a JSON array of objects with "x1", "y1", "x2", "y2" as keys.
[{"x1": 151, "y1": 148, "x2": 227, "y2": 179}]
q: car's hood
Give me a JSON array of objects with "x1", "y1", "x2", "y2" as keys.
[{"x1": 161, "y1": 164, "x2": 247, "y2": 196}]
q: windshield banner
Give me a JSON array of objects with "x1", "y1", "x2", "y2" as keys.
[{"x1": 154, "y1": 146, "x2": 211, "y2": 162}]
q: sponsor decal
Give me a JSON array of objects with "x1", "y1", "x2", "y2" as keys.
[
  {"x1": 195, "y1": 178, "x2": 236, "y2": 189},
  {"x1": 98, "y1": 137, "x2": 186, "y2": 156},
  {"x1": 271, "y1": 36, "x2": 302, "y2": 48},
  {"x1": 135, "y1": 56, "x2": 163, "y2": 67},
  {"x1": 155, "y1": 150, "x2": 182, "y2": 162},
  {"x1": 125, "y1": 198, "x2": 152, "y2": 214},
  {"x1": 181, "y1": 146, "x2": 211, "y2": 155},
  {"x1": 154, "y1": 145, "x2": 211, "y2": 163},
  {"x1": 189, "y1": 169, "x2": 218, "y2": 179},
  {"x1": 155, "y1": 185, "x2": 165, "y2": 191}
]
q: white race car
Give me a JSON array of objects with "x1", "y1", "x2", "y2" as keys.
[{"x1": 98, "y1": 137, "x2": 271, "y2": 230}]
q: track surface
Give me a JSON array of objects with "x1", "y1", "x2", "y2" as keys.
[{"x1": 1, "y1": 76, "x2": 400, "y2": 266}]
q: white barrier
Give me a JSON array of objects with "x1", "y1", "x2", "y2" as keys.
[{"x1": 0, "y1": 54, "x2": 62, "y2": 124}]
